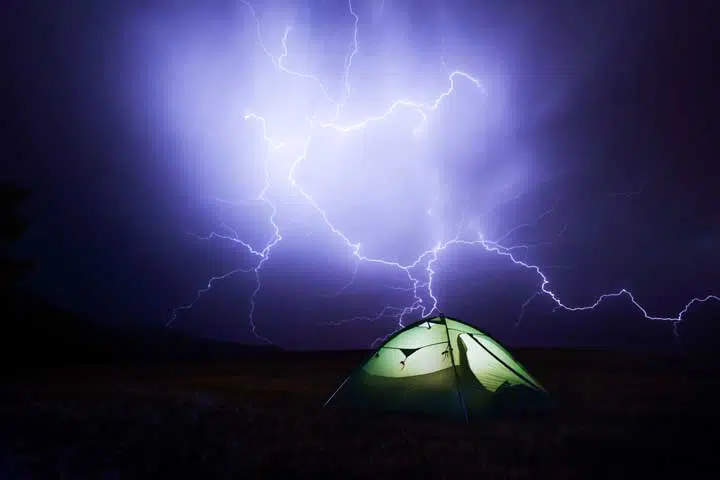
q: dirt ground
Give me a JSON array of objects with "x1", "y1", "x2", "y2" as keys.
[{"x1": 1, "y1": 349, "x2": 718, "y2": 478}]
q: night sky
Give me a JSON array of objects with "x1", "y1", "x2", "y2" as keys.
[{"x1": 2, "y1": 0, "x2": 719, "y2": 350}]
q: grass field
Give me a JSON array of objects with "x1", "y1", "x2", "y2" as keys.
[{"x1": 1, "y1": 349, "x2": 718, "y2": 478}]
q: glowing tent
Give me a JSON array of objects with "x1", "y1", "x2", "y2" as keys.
[{"x1": 324, "y1": 314, "x2": 551, "y2": 422}]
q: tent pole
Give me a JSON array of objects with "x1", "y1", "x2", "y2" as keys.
[
  {"x1": 467, "y1": 334, "x2": 545, "y2": 392},
  {"x1": 441, "y1": 313, "x2": 469, "y2": 423}
]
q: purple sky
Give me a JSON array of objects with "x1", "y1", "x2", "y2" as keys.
[{"x1": 2, "y1": 0, "x2": 719, "y2": 350}]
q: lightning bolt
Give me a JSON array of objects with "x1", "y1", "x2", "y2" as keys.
[{"x1": 169, "y1": 0, "x2": 719, "y2": 348}]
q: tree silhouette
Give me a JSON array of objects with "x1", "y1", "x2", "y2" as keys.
[{"x1": 0, "y1": 181, "x2": 35, "y2": 293}]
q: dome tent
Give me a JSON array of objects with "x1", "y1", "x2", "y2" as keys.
[{"x1": 324, "y1": 314, "x2": 551, "y2": 422}]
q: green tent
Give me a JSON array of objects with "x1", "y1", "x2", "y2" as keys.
[{"x1": 324, "y1": 314, "x2": 551, "y2": 422}]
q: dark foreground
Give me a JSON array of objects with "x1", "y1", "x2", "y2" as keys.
[{"x1": 1, "y1": 349, "x2": 718, "y2": 478}]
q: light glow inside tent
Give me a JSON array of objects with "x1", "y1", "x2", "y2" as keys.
[{"x1": 325, "y1": 314, "x2": 551, "y2": 421}]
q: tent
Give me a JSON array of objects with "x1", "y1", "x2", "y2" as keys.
[{"x1": 324, "y1": 314, "x2": 551, "y2": 422}]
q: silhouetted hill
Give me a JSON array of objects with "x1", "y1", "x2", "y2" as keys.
[{"x1": 1, "y1": 291, "x2": 280, "y2": 370}]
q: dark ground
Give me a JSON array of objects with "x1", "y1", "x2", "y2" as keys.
[{"x1": 2, "y1": 342, "x2": 719, "y2": 478}]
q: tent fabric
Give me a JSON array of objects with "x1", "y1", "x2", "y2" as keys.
[{"x1": 324, "y1": 315, "x2": 551, "y2": 422}]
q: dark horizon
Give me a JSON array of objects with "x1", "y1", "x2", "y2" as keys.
[{"x1": 2, "y1": 0, "x2": 719, "y2": 352}]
